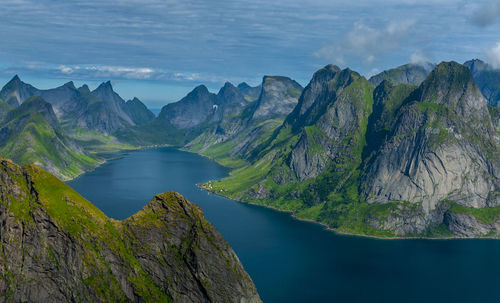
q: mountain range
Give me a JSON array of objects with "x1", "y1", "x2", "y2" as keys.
[
  {"x1": 0, "y1": 60, "x2": 499, "y2": 238},
  {"x1": 1, "y1": 58, "x2": 500, "y2": 300}
]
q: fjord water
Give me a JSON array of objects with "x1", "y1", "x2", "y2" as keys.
[{"x1": 68, "y1": 147, "x2": 500, "y2": 303}]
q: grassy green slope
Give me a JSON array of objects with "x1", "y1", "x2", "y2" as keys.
[
  {"x1": 0, "y1": 158, "x2": 259, "y2": 302},
  {"x1": 204, "y1": 70, "x2": 500, "y2": 238},
  {"x1": 204, "y1": 72, "x2": 394, "y2": 234},
  {"x1": 0, "y1": 97, "x2": 101, "y2": 180}
]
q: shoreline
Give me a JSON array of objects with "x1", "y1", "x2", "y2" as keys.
[
  {"x1": 68, "y1": 145, "x2": 499, "y2": 240},
  {"x1": 197, "y1": 183, "x2": 499, "y2": 241}
]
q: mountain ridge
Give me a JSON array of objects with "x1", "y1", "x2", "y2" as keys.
[
  {"x1": 0, "y1": 157, "x2": 261, "y2": 302},
  {"x1": 204, "y1": 61, "x2": 500, "y2": 238}
]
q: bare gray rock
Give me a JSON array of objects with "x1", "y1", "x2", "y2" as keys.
[
  {"x1": 251, "y1": 76, "x2": 302, "y2": 121},
  {"x1": 362, "y1": 62, "x2": 500, "y2": 213},
  {"x1": 369, "y1": 63, "x2": 435, "y2": 87}
]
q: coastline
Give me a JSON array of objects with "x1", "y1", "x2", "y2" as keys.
[
  {"x1": 197, "y1": 183, "x2": 499, "y2": 241},
  {"x1": 67, "y1": 145, "x2": 500, "y2": 240}
]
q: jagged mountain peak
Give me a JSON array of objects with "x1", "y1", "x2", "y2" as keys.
[
  {"x1": 309, "y1": 64, "x2": 342, "y2": 81},
  {"x1": 287, "y1": 65, "x2": 366, "y2": 126},
  {"x1": 464, "y1": 58, "x2": 500, "y2": 107},
  {"x1": 217, "y1": 81, "x2": 245, "y2": 104},
  {"x1": 218, "y1": 82, "x2": 241, "y2": 99},
  {"x1": 416, "y1": 61, "x2": 487, "y2": 116},
  {"x1": 237, "y1": 82, "x2": 262, "y2": 102},
  {"x1": 94, "y1": 80, "x2": 114, "y2": 92},
  {"x1": 1, "y1": 75, "x2": 24, "y2": 90},
  {"x1": 78, "y1": 84, "x2": 91, "y2": 94},
  {"x1": 191, "y1": 84, "x2": 210, "y2": 95},
  {"x1": 91, "y1": 80, "x2": 126, "y2": 103},
  {"x1": 5, "y1": 96, "x2": 59, "y2": 128},
  {"x1": 249, "y1": 75, "x2": 303, "y2": 121},
  {"x1": 237, "y1": 82, "x2": 252, "y2": 89},
  {"x1": 323, "y1": 64, "x2": 342, "y2": 72},
  {"x1": 369, "y1": 62, "x2": 436, "y2": 86},
  {"x1": 222, "y1": 81, "x2": 236, "y2": 88},
  {"x1": 10, "y1": 74, "x2": 21, "y2": 83},
  {"x1": 464, "y1": 58, "x2": 488, "y2": 71},
  {"x1": 63, "y1": 81, "x2": 76, "y2": 89}
]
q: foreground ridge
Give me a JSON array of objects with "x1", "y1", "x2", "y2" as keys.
[{"x1": 0, "y1": 158, "x2": 260, "y2": 302}]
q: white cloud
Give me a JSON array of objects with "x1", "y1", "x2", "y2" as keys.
[
  {"x1": 409, "y1": 50, "x2": 430, "y2": 65},
  {"x1": 54, "y1": 65, "x2": 156, "y2": 79},
  {"x1": 0, "y1": 62, "x2": 249, "y2": 85},
  {"x1": 485, "y1": 41, "x2": 500, "y2": 69},
  {"x1": 313, "y1": 19, "x2": 417, "y2": 66},
  {"x1": 58, "y1": 65, "x2": 74, "y2": 74},
  {"x1": 89, "y1": 66, "x2": 155, "y2": 79}
]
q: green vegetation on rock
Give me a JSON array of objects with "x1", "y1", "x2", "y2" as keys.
[{"x1": 0, "y1": 158, "x2": 261, "y2": 302}]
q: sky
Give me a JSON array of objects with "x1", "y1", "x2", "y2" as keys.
[{"x1": 0, "y1": 0, "x2": 499, "y2": 108}]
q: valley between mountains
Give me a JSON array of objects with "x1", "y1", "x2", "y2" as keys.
[{"x1": 1, "y1": 60, "x2": 499, "y2": 239}]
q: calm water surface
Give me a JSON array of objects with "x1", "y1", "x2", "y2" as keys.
[{"x1": 68, "y1": 147, "x2": 500, "y2": 303}]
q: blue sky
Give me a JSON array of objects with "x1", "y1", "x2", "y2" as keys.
[{"x1": 0, "y1": 0, "x2": 499, "y2": 108}]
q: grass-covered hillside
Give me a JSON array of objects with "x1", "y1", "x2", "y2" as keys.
[
  {"x1": 0, "y1": 157, "x2": 261, "y2": 302},
  {"x1": 204, "y1": 62, "x2": 500, "y2": 238},
  {"x1": 0, "y1": 97, "x2": 101, "y2": 180}
]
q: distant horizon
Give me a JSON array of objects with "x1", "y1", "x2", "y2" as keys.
[{"x1": 0, "y1": 58, "x2": 490, "y2": 109}]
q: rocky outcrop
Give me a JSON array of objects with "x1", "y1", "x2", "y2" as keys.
[
  {"x1": 124, "y1": 97, "x2": 155, "y2": 125},
  {"x1": 158, "y1": 85, "x2": 217, "y2": 129},
  {"x1": 287, "y1": 67, "x2": 374, "y2": 181},
  {"x1": 369, "y1": 63, "x2": 435, "y2": 87},
  {"x1": 444, "y1": 212, "x2": 500, "y2": 237},
  {"x1": 0, "y1": 75, "x2": 38, "y2": 107},
  {"x1": 208, "y1": 62, "x2": 500, "y2": 238},
  {"x1": 237, "y1": 82, "x2": 261, "y2": 102},
  {"x1": 362, "y1": 62, "x2": 500, "y2": 212},
  {"x1": 0, "y1": 158, "x2": 260, "y2": 302},
  {"x1": 250, "y1": 76, "x2": 303, "y2": 121},
  {"x1": 185, "y1": 77, "x2": 303, "y2": 158}
]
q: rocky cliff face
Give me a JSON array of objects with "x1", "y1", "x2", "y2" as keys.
[
  {"x1": 250, "y1": 76, "x2": 302, "y2": 121},
  {"x1": 159, "y1": 85, "x2": 217, "y2": 130},
  {"x1": 0, "y1": 158, "x2": 261, "y2": 302},
  {"x1": 0, "y1": 75, "x2": 38, "y2": 107},
  {"x1": 489, "y1": 106, "x2": 500, "y2": 132},
  {"x1": 287, "y1": 67, "x2": 373, "y2": 181},
  {"x1": 0, "y1": 99, "x2": 13, "y2": 122},
  {"x1": 0, "y1": 77, "x2": 154, "y2": 135},
  {"x1": 124, "y1": 97, "x2": 155, "y2": 125},
  {"x1": 362, "y1": 62, "x2": 499, "y2": 211},
  {"x1": 369, "y1": 63, "x2": 435, "y2": 87},
  {"x1": 357, "y1": 62, "x2": 500, "y2": 236},
  {"x1": 237, "y1": 82, "x2": 261, "y2": 102},
  {"x1": 464, "y1": 59, "x2": 500, "y2": 107},
  {"x1": 208, "y1": 62, "x2": 500, "y2": 238},
  {"x1": 185, "y1": 77, "x2": 303, "y2": 161}
]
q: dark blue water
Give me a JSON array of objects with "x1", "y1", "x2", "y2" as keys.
[{"x1": 68, "y1": 147, "x2": 500, "y2": 303}]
